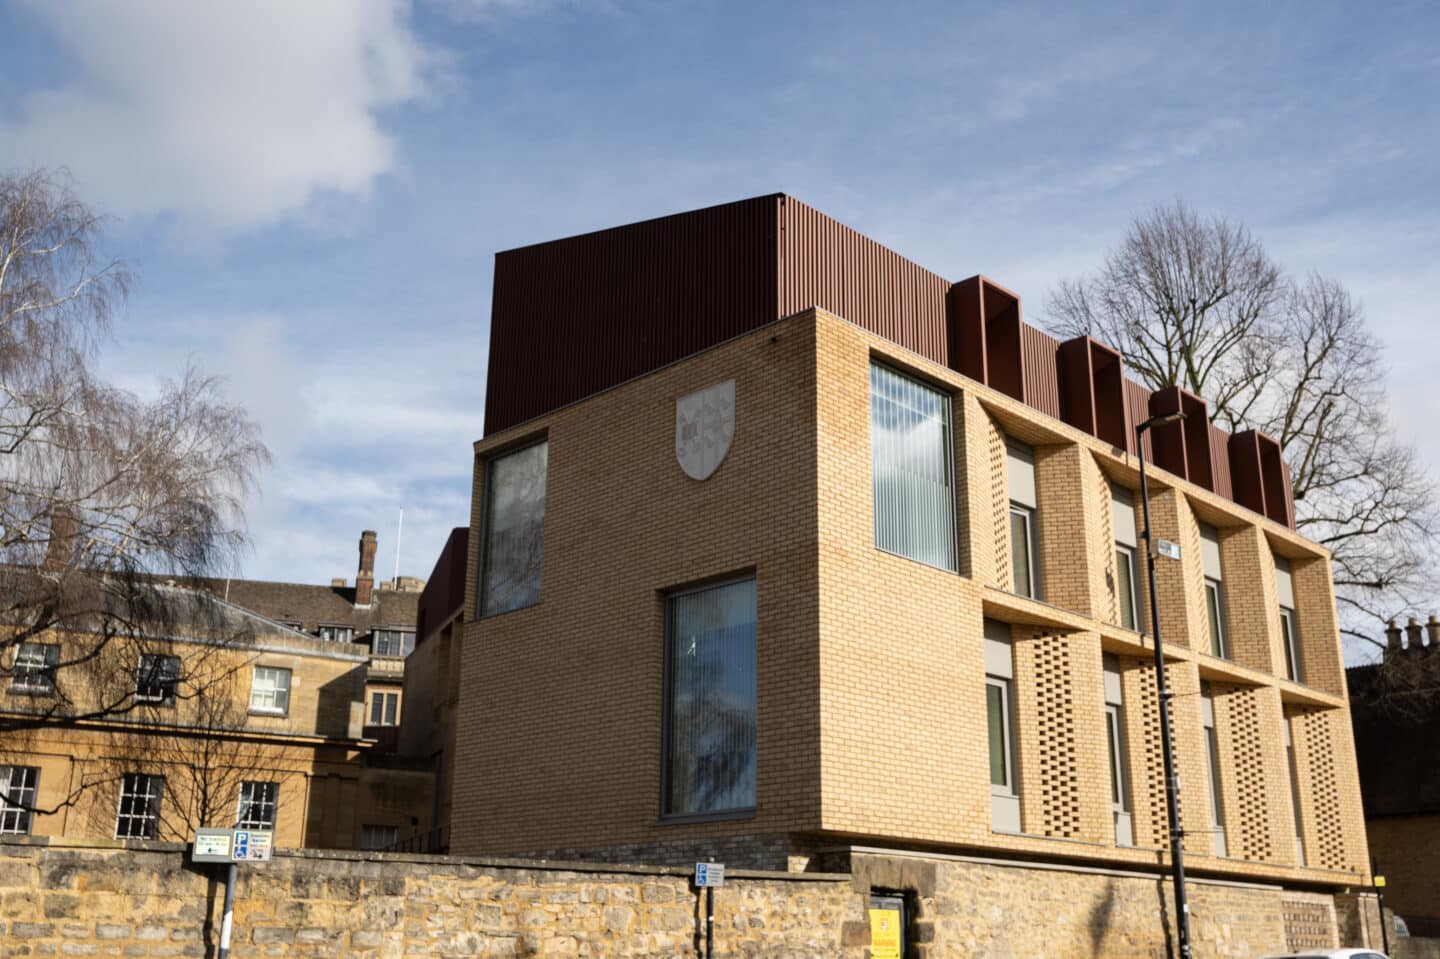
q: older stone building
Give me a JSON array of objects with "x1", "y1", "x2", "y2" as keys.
[
  {"x1": 1349, "y1": 617, "x2": 1440, "y2": 936},
  {"x1": 0, "y1": 531, "x2": 433, "y2": 852},
  {"x1": 448, "y1": 195, "x2": 1378, "y2": 953}
]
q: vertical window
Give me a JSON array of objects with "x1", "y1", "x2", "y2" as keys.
[
  {"x1": 480, "y1": 440, "x2": 548, "y2": 616},
  {"x1": 0, "y1": 766, "x2": 39, "y2": 835},
  {"x1": 984, "y1": 620, "x2": 1020, "y2": 833},
  {"x1": 1200, "y1": 524, "x2": 1228, "y2": 659},
  {"x1": 10, "y1": 643, "x2": 59, "y2": 694},
  {"x1": 1276, "y1": 557, "x2": 1303, "y2": 683},
  {"x1": 361, "y1": 824, "x2": 397, "y2": 851},
  {"x1": 372, "y1": 629, "x2": 415, "y2": 657},
  {"x1": 664, "y1": 577, "x2": 757, "y2": 817},
  {"x1": 1285, "y1": 716, "x2": 1306, "y2": 866},
  {"x1": 368, "y1": 690, "x2": 400, "y2": 726},
  {"x1": 135, "y1": 655, "x2": 180, "y2": 704},
  {"x1": 1103, "y1": 654, "x2": 1133, "y2": 846},
  {"x1": 1112, "y1": 486, "x2": 1139, "y2": 631},
  {"x1": 869, "y1": 363, "x2": 956, "y2": 571},
  {"x1": 248, "y1": 667, "x2": 291, "y2": 715},
  {"x1": 237, "y1": 782, "x2": 278, "y2": 830},
  {"x1": 1201, "y1": 687, "x2": 1227, "y2": 857},
  {"x1": 115, "y1": 773, "x2": 164, "y2": 840},
  {"x1": 1007, "y1": 441, "x2": 1038, "y2": 598}
]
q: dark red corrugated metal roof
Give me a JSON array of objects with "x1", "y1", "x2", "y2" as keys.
[{"x1": 482, "y1": 194, "x2": 1296, "y2": 529}]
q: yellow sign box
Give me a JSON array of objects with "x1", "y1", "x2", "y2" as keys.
[{"x1": 869, "y1": 908, "x2": 902, "y2": 959}]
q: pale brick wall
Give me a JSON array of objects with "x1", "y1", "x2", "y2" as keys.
[{"x1": 450, "y1": 307, "x2": 1371, "y2": 890}]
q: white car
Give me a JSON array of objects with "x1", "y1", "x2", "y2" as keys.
[{"x1": 1267, "y1": 944, "x2": 1388, "y2": 950}]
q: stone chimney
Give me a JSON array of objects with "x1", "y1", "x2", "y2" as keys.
[
  {"x1": 1385, "y1": 620, "x2": 1403, "y2": 657},
  {"x1": 356, "y1": 530, "x2": 378, "y2": 607},
  {"x1": 1428, "y1": 614, "x2": 1440, "y2": 650},
  {"x1": 1407, "y1": 617, "x2": 1425, "y2": 653},
  {"x1": 43, "y1": 506, "x2": 76, "y2": 572}
]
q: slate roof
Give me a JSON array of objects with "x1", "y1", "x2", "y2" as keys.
[{"x1": 188, "y1": 578, "x2": 420, "y2": 636}]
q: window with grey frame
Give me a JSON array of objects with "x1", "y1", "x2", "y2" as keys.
[
  {"x1": 372, "y1": 629, "x2": 415, "y2": 658},
  {"x1": 1201, "y1": 687, "x2": 1227, "y2": 856},
  {"x1": 479, "y1": 439, "x2": 548, "y2": 616},
  {"x1": 663, "y1": 577, "x2": 757, "y2": 818},
  {"x1": 1200, "y1": 524, "x2": 1229, "y2": 659},
  {"x1": 10, "y1": 642, "x2": 58, "y2": 694},
  {"x1": 1275, "y1": 557, "x2": 1303, "y2": 683},
  {"x1": 1103, "y1": 654, "x2": 1133, "y2": 846},
  {"x1": 1284, "y1": 716, "x2": 1306, "y2": 866},
  {"x1": 0, "y1": 766, "x2": 39, "y2": 835},
  {"x1": 1007, "y1": 441, "x2": 1038, "y2": 598},
  {"x1": 869, "y1": 362, "x2": 956, "y2": 571},
  {"x1": 1111, "y1": 486, "x2": 1139, "y2": 631},
  {"x1": 984, "y1": 620, "x2": 1020, "y2": 833}
]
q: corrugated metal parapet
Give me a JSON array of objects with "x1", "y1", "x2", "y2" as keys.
[
  {"x1": 485, "y1": 195, "x2": 784, "y2": 434},
  {"x1": 481, "y1": 193, "x2": 1297, "y2": 530},
  {"x1": 779, "y1": 197, "x2": 950, "y2": 364}
]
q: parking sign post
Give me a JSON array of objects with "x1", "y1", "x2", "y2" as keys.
[{"x1": 191, "y1": 827, "x2": 274, "y2": 958}]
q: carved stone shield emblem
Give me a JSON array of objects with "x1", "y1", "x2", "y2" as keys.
[{"x1": 675, "y1": 380, "x2": 735, "y2": 480}]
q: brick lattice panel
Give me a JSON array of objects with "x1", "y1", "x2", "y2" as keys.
[
  {"x1": 1133, "y1": 662, "x2": 1170, "y2": 847},
  {"x1": 1180, "y1": 501, "x2": 1206, "y2": 649},
  {"x1": 1033, "y1": 634, "x2": 1083, "y2": 838},
  {"x1": 1299, "y1": 709, "x2": 1347, "y2": 869},
  {"x1": 1282, "y1": 896, "x2": 1337, "y2": 950},
  {"x1": 1095, "y1": 462, "x2": 1119, "y2": 625},
  {"x1": 1227, "y1": 688, "x2": 1274, "y2": 861},
  {"x1": 988, "y1": 417, "x2": 1011, "y2": 592}
]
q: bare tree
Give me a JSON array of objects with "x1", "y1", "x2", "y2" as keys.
[
  {"x1": 0, "y1": 169, "x2": 270, "y2": 731},
  {"x1": 1048, "y1": 201, "x2": 1437, "y2": 647}
]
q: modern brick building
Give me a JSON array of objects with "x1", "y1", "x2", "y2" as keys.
[{"x1": 451, "y1": 195, "x2": 1377, "y2": 953}]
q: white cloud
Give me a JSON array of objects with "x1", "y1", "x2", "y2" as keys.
[{"x1": 1, "y1": 0, "x2": 435, "y2": 229}]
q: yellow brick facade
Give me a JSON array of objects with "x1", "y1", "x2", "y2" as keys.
[{"x1": 451, "y1": 307, "x2": 1371, "y2": 894}]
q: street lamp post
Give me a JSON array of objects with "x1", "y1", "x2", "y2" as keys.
[{"x1": 1136, "y1": 410, "x2": 1192, "y2": 959}]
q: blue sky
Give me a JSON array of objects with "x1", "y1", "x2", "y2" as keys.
[{"x1": 1, "y1": 0, "x2": 1436, "y2": 591}]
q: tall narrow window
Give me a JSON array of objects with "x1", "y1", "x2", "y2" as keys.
[
  {"x1": 985, "y1": 620, "x2": 1020, "y2": 833},
  {"x1": 238, "y1": 781, "x2": 278, "y2": 830},
  {"x1": 1200, "y1": 524, "x2": 1228, "y2": 659},
  {"x1": 10, "y1": 643, "x2": 59, "y2": 694},
  {"x1": 1007, "y1": 441, "x2": 1038, "y2": 598},
  {"x1": 135, "y1": 655, "x2": 180, "y2": 705},
  {"x1": 1284, "y1": 716, "x2": 1306, "y2": 866},
  {"x1": 1276, "y1": 557, "x2": 1303, "y2": 683},
  {"x1": 480, "y1": 440, "x2": 548, "y2": 616},
  {"x1": 869, "y1": 363, "x2": 956, "y2": 571},
  {"x1": 664, "y1": 578, "x2": 757, "y2": 817},
  {"x1": 1201, "y1": 687, "x2": 1227, "y2": 857},
  {"x1": 1103, "y1": 655, "x2": 1133, "y2": 846},
  {"x1": 1112, "y1": 486, "x2": 1139, "y2": 631},
  {"x1": 0, "y1": 766, "x2": 39, "y2": 835},
  {"x1": 368, "y1": 690, "x2": 400, "y2": 726},
  {"x1": 115, "y1": 773, "x2": 164, "y2": 840}
]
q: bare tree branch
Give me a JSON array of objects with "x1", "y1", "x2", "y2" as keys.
[{"x1": 1046, "y1": 201, "x2": 1437, "y2": 650}]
